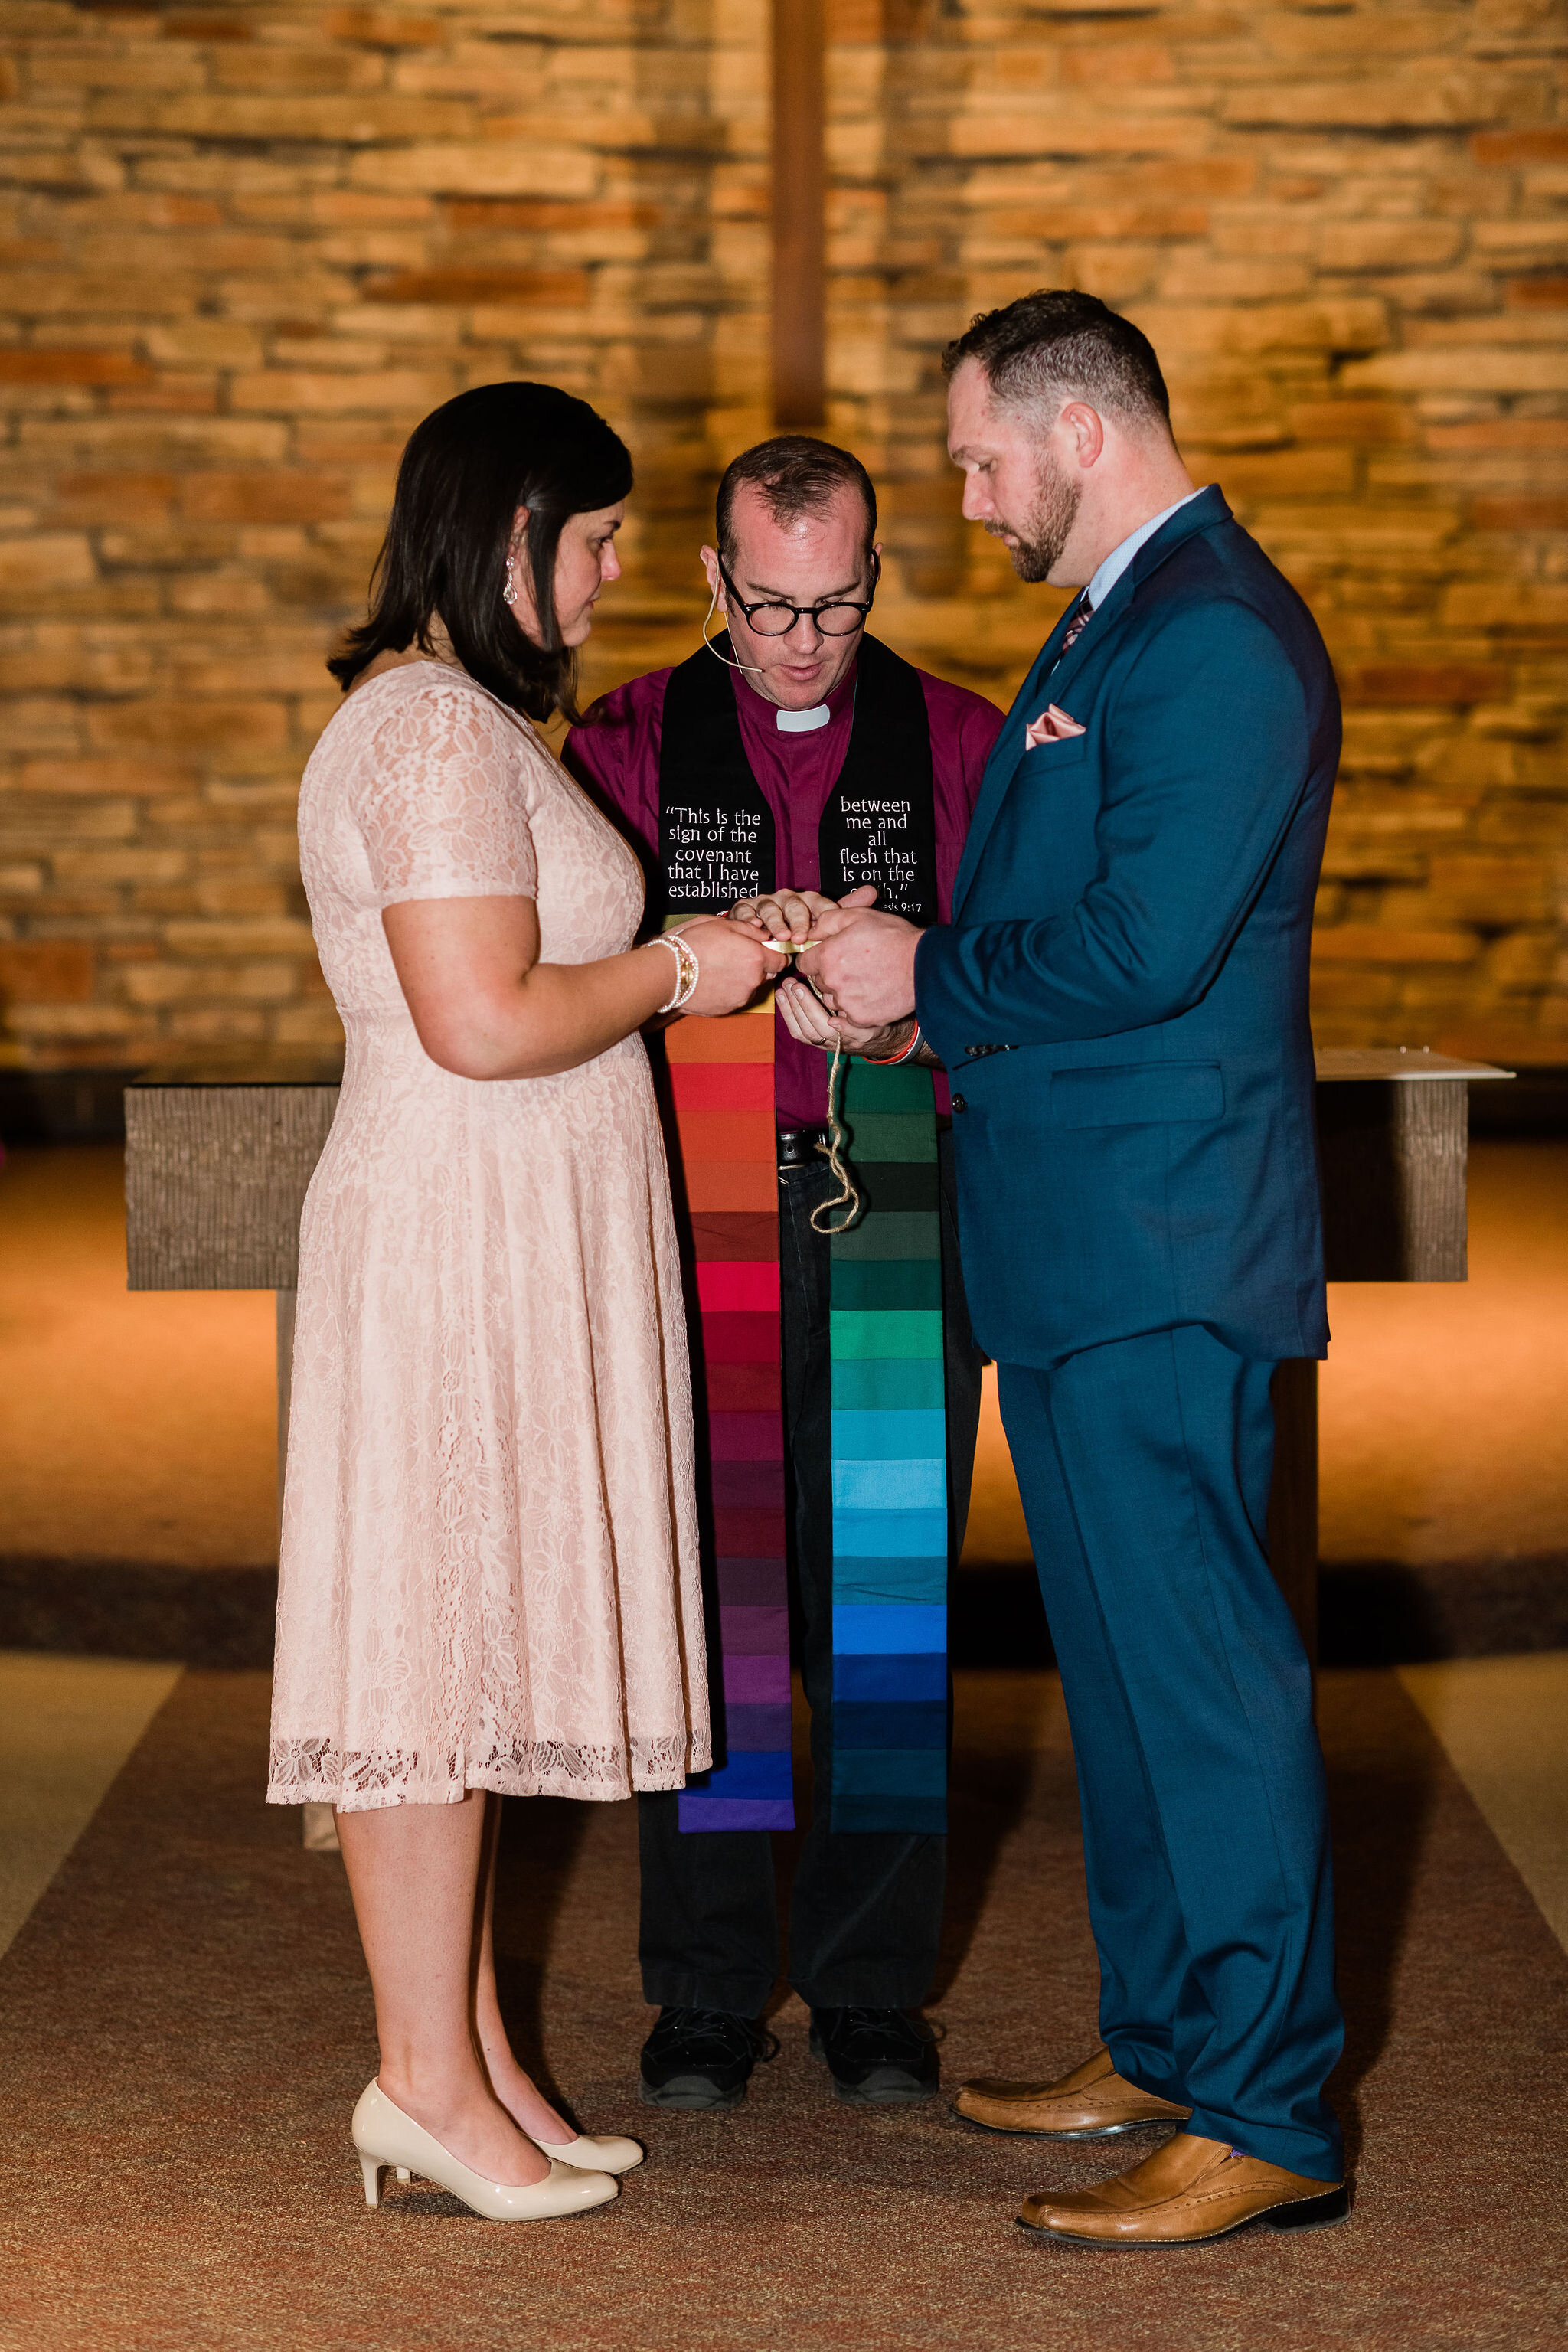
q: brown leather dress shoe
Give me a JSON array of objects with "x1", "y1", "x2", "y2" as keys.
[
  {"x1": 1017, "y1": 2132, "x2": 1350, "y2": 2248},
  {"x1": 955, "y1": 2046, "x2": 1191, "y2": 2140}
]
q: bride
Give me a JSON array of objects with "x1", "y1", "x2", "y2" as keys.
[{"x1": 268, "y1": 381, "x2": 778, "y2": 2220}]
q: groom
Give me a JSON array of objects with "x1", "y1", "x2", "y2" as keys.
[{"x1": 799, "y1": 289, "x2": 1348, "y2": 2247}]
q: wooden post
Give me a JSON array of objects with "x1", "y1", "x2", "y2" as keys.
[
  {"x1": 1268, "y1": 1359, "x2": 1319, "y2": 1662},
  {"x1": 1318, "y1": 1076, "x2": 1470, "y2": 1282},
  {"x1": 1264, "y1": 1050, "x2": 1508, "y2": 1668},
  {"x1": 772, "y1": 0, "x2": 825, "y2": 428}
]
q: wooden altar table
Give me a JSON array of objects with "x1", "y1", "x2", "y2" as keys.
[{"x1": 124, "y1": 1044, "x2": 1512, "y2": 1671}]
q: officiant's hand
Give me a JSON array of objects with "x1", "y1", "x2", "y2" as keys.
[
  {"x1": 795, "y1": 904, "x2": 922, "y2": 1028},
  {"x1": 776, "y1": 975, "x2": 910, "y2": 1059},
  {"x1": 727, "y1": 883, "x2": 874, "y2": 951}
]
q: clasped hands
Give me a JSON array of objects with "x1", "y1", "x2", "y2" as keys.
[{"x1": 725, "y1": 885, "x2": 923, "y2": 1059}]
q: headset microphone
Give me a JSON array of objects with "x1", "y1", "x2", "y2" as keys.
[{"x1": 699, "y1": 578, "x2": 770, "y2": 674}]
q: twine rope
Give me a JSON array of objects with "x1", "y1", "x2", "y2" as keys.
[{"x1": 809, "y1": 1042, "x2": 864, "y2": 1236}]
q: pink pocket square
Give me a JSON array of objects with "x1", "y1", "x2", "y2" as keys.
[{"x1": 1023, "y1": 703, "x2": 1086, "y2": 750}]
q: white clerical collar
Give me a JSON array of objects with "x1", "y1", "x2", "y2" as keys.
[
  {"x1": 1085, "y1": 488, "x2": 1204, "y2": 614},
  {"x1": 776, "y1": 703, "x2": 831, "y2": 733}
]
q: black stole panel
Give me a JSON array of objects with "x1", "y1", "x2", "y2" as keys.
[
  {"x1": 654, "y1": 634, "x2": 936, "y2": 924},
  {"x1": 815, "y1": 635, "x2": 936, "y2": 924},
  {"x1": 655, "y1": 636, "x2": 775, "y2": 920}
]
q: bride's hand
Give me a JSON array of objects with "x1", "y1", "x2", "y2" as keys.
[
  {"x1": 776, "y1": 975, "x2": 912, "y2": 1059},
  {"x1": 672, "y1": 914, "x2": 787, "y2": 1017}
]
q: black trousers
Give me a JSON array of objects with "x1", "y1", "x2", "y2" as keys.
[{"x1": 638, "y1": 1132, "x2": 982, "y2": 2016}]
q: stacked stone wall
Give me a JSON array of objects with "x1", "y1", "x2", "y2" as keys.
[
  {"x1": 0, "y1": 1, "x2": 1563, "y2": 1067},
  {"x1": 835, "y1": 0, "x2": 1568, "y2": 1063}
]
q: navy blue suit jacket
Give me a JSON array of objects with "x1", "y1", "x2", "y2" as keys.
[{"x1": 915, "y1": 486, "x2": 1339, "y2": 1369}]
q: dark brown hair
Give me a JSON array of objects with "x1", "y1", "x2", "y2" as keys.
[
  {"x1": 715, "y1": 434, "x2": 877, "y2": 571},
  {"x1": 328, "y1": 381, "x2": 633, "y2": 723},
  {"x1": 943, "y1": 289, "x2": 1172, "y2": 434}
]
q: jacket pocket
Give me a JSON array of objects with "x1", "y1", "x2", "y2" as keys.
[
  {"x1": 1021, "y1": 733, "x2": 1090, "y2": 774},
  {"x1": 1049, "y1": 1060, "x2": 1224, "y2": 1129}
]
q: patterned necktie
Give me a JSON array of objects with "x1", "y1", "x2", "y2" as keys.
[{"x1": 1054, "y1": 593, "x2": 1093, "y2": 665}]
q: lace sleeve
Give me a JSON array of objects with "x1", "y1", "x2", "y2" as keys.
[{"x1": 355, "y1": 675, "x2": 538, "y2": 906}]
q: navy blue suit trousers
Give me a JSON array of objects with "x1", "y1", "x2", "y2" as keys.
[{"x1": 999, "y1": 1327, "x2": 1342, "y2": 2179}]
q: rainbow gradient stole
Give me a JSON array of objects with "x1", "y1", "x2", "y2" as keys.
[
  {"x1": 668, "y1": 1001, "x2": 795, "y2": 1832},
  {"x1": 828, "y1": 1057, "x2": 949, "y2": 1834}
]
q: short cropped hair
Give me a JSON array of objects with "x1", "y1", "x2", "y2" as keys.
[
  {"x1": 716, "y1": 435, "x2": 877, "y2": 570},
  {"x1": 942, "y1": 289, "x2": 1171, "y2": 435}
]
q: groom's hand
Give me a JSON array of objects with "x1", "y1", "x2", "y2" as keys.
[{"x1": 797, "y1": 905, "x2": 923, "y2": 1028}]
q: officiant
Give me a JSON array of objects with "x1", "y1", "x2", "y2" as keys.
[{"x1": 565, "y1": 435, "x2": 1001, "y2": 2115}]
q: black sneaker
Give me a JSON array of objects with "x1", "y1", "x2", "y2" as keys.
[
  {"x1": 639, "y1": 2006, "x2": 778, "y2": 2112},
  {"x1": 808, "y1": 2006, "x2": 939, "y2": 2105}
]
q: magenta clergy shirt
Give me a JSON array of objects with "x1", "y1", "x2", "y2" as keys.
[{"x1": 564, "y1": 652, "x2": 1004, "y2": 1126}]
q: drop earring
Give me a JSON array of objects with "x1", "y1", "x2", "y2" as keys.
[{"x1": 502, "y1": 552, "x2": 518, "y2": 609}]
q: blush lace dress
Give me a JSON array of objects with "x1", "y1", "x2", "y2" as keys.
[{"x1": 266, "y1": 662, "x2": 710, "y2": 1811}]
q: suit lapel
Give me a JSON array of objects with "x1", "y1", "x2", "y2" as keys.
[
  {"x1": 952, "y1": 593, "x2": 1116, "y2": 916},
  {"x1": 952, "y1": 605, "x2": 1075, "y2": 915},
  {"x1": 951, "y1": 488, "x2": 1234, "y2": 919}
]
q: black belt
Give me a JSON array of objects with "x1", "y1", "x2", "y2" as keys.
[
  {"x1": 777, "y1": 1113, "x2": 952, "y2": 1170},
  {"x1": 776, "y1": 1122, "x2": 830, "y2": 1169}
]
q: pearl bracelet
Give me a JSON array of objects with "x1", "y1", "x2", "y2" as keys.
[{"x1": 653, "y1": 928, "x2": 700, "y2": 1014}]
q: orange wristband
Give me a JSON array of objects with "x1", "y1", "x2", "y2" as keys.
[{"x1": 860, "y1": 1024, "x2": 921, "y2": 1067}]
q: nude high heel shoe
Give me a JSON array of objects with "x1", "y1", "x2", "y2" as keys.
[
  {"x1": 531, "y1": 2128, "x2": 644, "y2": 2177},
  {"x1": 352, "y1": 2081, "x2": 618, "y2": 2222}
]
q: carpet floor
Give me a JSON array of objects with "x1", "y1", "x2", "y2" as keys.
[{"x1": 1, "y1": 1668, "x2": 1563, "y2": 2352}]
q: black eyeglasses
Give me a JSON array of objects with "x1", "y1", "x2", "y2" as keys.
[{"x1": 719, "y1": 551, "x2": 878, "y2": 639}]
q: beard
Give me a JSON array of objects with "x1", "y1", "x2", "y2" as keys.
[{"x1": 987, "y1": 452, "x2": 1082, "y2": 583}]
